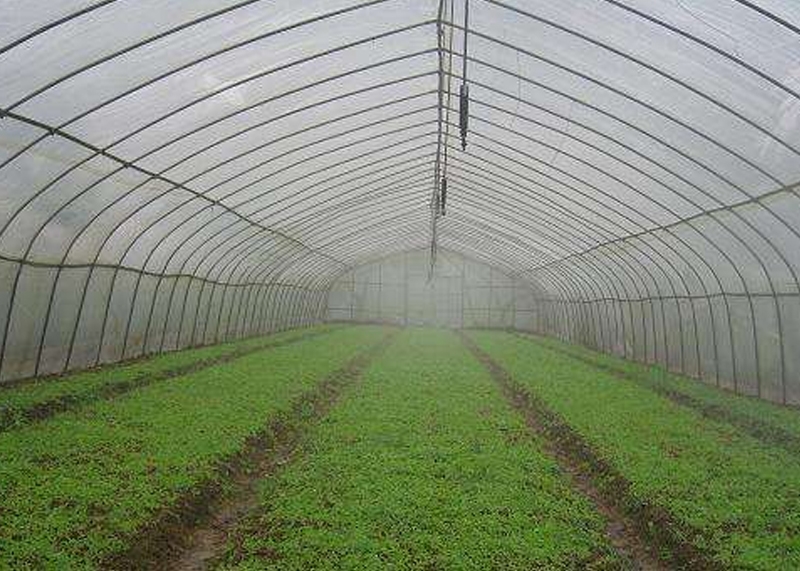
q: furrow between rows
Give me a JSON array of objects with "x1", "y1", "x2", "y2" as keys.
[
  {"x1": 468, "y1": 330, "x2": 800, "y2": 569},
  {"x1": 0, "y1": 325, "x2": 387, "y2": 569},
  {"x1": 218, "y1": 329, "x2": 623, "y2": 570},
  {"x1": 108, "y1": 330, "x2": 398, "y2": 571},
  {"x1": 460, "y1": 331, "x2": 681, "y2": 570}
]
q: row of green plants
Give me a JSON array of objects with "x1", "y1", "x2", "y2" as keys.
[
  {"x1": 516, "y1": 331, "x2": 800, "y2": 446},
  {"x1": 0, "y1": 324, "x2": 338, "y2": 431},
  {"x1": 0, "y1": 325, "x2": 384, "y2": 569},
  {"x1": 220, "y1": 329, "x2": 620, "y2": 570},
  {"x1": 469, "y1": 330, "x2": 800, "y2": 570}
]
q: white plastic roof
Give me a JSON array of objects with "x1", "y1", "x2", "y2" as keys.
[{"x1": 1, "y1": 1, "x2": 800, "y2": 400}]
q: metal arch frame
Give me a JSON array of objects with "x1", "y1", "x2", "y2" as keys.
[
  {"x1": 0, "y1": 6, "x2": 432, "y2": 175},
  {"x1": 166, "y1": 165, "x2": 432, "y2": 340},
  {"x1": 445, "y1": 73, "x2": 784, "y2": 380},
  {"x1": 4, "y1": 6, "x2": 438, "y2": 367},
  {"x1": 458, "y1": 120, "x2": 779, "y2": 377},
  {"x1": 439, "y1": 58, "x2": 800, "y2": 394},
  {"x1": 320, "y1": 244, "x2": 551, "y2": 323},
  {"x1": 480, "y1": 0, "x2": 800, "y2": 159},
  {"x1": 290, "y1": 179, "x2": 572, "y2": 268},
  {"x1": 110, "y1": 122, "x2": 438, "y2": 358},
  {"x1": 330, "y1": 225, "x2": 618, "y2": 339},
  {"x1": 55, "y1": 106, "x2": 437, "y2": 365},
  {"x1": 333, "y1": 242, "x2": 534, "y2": 290},
  {"x1": 1, "y1": 4, "x2": 792, "y2": 223},
  {"x1": 0, "y1": 60, "x2": 439, "y2": 269},
  {"x1": 312, "y1": 211, "x2": 583, "y2": 290},
  {"x1": 1, "y1": 69, "x2": 444, "y2": 376},
  {"x1": 323, "y1": 217, "x2": 526, "y2": 279},
  {"x1": 440, "y1": 168, "x2": 624, "y2": 352},
  {"x1": 58, "y1": 81, "x2": 440, "y2": 365},
  {"x1": 734, "y1": 0, "x2": 800, "y2": 36},
  {"x1": 598, "y1": 0, "x2": 800, "y2": 103},
  {"x1": 434, "y1": 51, "x2": 800, "y2": 393},
  {"x1": 442, "y1": 218, "x2": 629, "y2": 339},
  {"x1": 451, "y1": 137, "x2": 723, "y2": 378},
  {"x1": 107, "y1": 132, "x2": 438, "y2": 360},
  {"x1": 309, "y1": 202, "x2": 544, "y2": 270},
  {"x1": 0, "y1": 54, "x2": 440, "y2": 281},
  {"x1": 457, "y1": 131, "x2": 755, "y2": 387},
  {"x1": 0, "y1": 117, "x2": 732, "y2": 380},
  {"x1": 0, "y1": 2, "x2": 797, "y2": 401},
  {"x1": 166, "y1": 173, "x2": 432, "y2": 348},
  {"x1": 149, "y1": 167, "x2": 437, "y2": 352},
  {"x1": 138, "y1": 65, "x2": 437, "y2": 171},
  {"x1": 152, "y1": 145, "x2": 438, "y2": 354},
  {"x1": 147, "y1": 138, "x2": 436, "y2": 296},
  {"x1": 464, "y1": 2, "x2": 800, "y2": 391},
  {"x1": 444, "y1": 26, "x2": 794, "y2": 189},
  {"x1": 443, "y1": 37, "x2": 800, "y2": 335},
  {"x1": 446, "y1": 141, "x2": 713, "y2": 368},
  {"x1": 185, "y1": 122, "x2": 437, "y2": 215},
  {"x1": 4, "y1": 0, "x2": 406, "y2": 118},
  {"x1": 442, "y1": 41, "x2": 800, "y2": 288},
  {"x1": 446, "y1": 168, "x2": 685, "y2": 368},
  {"x1": 0, "y1": 1, "x2": 119, "y2": 56},
  {"x1": 0, "y1": 102, "x2": 732, "y2": 384},
  {"x1": 441, "y1": 42, "x2": 800, "y2": 313},
  {"x1": 176, "y1": 103, "x2": 437, "y2": 194}
]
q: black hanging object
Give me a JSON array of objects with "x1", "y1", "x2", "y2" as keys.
[
  {"x1": 459, "y1": 83, "x2": 469, "y2": 151},
  {"x1": 440, "y1": 176, "x2": 447, "y2": 216}
]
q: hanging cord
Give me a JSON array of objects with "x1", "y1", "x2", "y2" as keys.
[
  {"x1": 428, "y1": 0, "x2": 458, "y2": 280},
  {"x1": 459, "y1": 0, "x2": 470, "y2": 151},
  {"x1": 428, "y1": 0, "x2": 449, "y2": 281},
  {"x1": 439, "y1": 0, "x2": 455, "y2": 218},
  {"x1": 440, "y1": 175, "x2": 447, "y2": 215}
]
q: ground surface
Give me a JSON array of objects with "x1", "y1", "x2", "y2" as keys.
[{"x1": 0, "y1": 325, "x2": 798, "y2": 570}]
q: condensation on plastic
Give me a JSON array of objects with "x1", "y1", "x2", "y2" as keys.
[{"x1": 0, "y1": 0, "x2": 799, "y2": 404}]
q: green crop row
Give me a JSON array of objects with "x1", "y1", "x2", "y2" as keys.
[
  {"x1": 0, "y1": 324, "x2": 339, "y2": 431},
  {"x1": 468, "y1": 330, "x2": 800, "y2": 570},
  {"x1": 220, "y1": 329, "x2": 620, "y2": 571},
  {"x1": 0, "y1": 325, "x2": 385, "y2": 570},
  {"x1": 516, "y1": 331, "x2": 800, "y2": 446}
]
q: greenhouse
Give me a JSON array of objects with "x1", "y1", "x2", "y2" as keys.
[{"x1": 1, "y1": 0, "x2": 799, "y2": 569}]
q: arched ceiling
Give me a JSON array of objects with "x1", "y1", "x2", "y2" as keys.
[{"x1": 2, "y1": 0, "x2": 800, "y2": 296}]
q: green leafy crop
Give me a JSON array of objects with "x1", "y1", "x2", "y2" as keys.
[
  {"x1": 0, "y1": 325, "x2": 382, "y2": 569},
  {"x1": 518, "y1": 331, "x2": 800, "y2": 443},
  {"x1": 469, "y1": 330, "x2": 800, "y2": 570},
  {"x1": 0, "y1": 324, "x2": 338, "y2": 430},
  {"x1": 221, "y1": 329, "x2": 619, "y2": 570}
]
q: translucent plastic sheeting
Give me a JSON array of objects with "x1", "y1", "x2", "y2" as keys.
[
  {"x1": 1, "y1": 0, "x2": 799, "y2": 404},
  {"x1": 327, "y1": 248, "x2": 537, "y2": 329}
]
